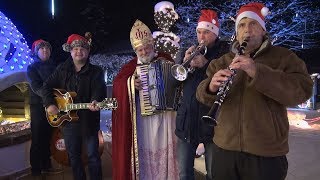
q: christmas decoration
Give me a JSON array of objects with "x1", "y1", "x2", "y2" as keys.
[
  {"x1": 154, "y1": 1, "x2": 179, "y2": 33},
  {"x1": 0, "y1": 11, "x2": 33, "y2": 74},
  {"x1": 153, "y1": 1, "x2": 180, "y2": 60},
  {"x1": 0, "y1": 120, "x2": 30, "y2": 134},
  {"x1": 89, "y1": 53, "x2": 133, "y2": 84},
  {"x1": 175, "y1": 0, "x2": 320, "y2": 51},
  {"x1": 153, "y1": 31, "x2": 180, "y2": 60},
  {"x1": 51, "y1": 0, "x2": 55, "y2": 19},
  {"x1": 175, "y1": 0, "x2": 212, "y2": 48}
]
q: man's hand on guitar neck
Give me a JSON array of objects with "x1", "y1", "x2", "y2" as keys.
[
  {"x1": 46, "y1": 105, "x2": 59, "y2": 115},
  {"x1": 88, "y1": 100, "x2": 100, "y2": 111}
]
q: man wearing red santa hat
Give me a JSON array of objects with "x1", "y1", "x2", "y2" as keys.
[
  {"x1": 174, "y1": 9, "x2": 227, "y2": 180},
  {"x1": 27, "y1": 39, "x2": 62, "y2": 176},
  {"x1": 196, "y1": 2, "x2": 313, "y2": 180},
  {"x1": 41, "y1": 34, "x2": 106, "y2": 180},
  {"x1": 112, "y1": 19, "x2": 179, "y2": 180}
]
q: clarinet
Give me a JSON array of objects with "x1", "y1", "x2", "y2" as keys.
[{"x1": 201, "y1": 39, "x2": 248, "y2": 126}]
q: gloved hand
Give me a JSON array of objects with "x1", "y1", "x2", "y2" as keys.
[{"x1": 196, "y1": 143, "x2": 205, "y2": 156}]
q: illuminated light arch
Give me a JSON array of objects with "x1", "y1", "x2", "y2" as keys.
[{"x1": 0, "y1": 10, "x2": 33, "y2": 74}]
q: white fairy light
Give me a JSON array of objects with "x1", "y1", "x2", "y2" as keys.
[{"x1": 51, "y1": 0, "x2": 55, "y2": 19}]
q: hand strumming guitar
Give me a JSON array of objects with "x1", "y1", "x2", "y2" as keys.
[{"x1": 46, "y1": 104, "x2": 59, "y2": 115}]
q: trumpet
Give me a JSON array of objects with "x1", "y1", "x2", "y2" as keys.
[{"x1": 171, "y1": 40, "x2": 207, "y2": 81}]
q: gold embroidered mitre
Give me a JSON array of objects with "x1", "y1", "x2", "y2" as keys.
[{"x1": 130, "y1": 19, "x2": 154, "y2": 49}]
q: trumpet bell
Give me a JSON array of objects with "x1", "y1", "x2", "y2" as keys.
[{"x1": 171, "y1": 64, "x2": 187, "y2": 81}]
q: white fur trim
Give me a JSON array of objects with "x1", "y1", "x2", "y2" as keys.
[
  {"x1": 196, "y1": 21, "x2": 219, "y2": 36},
  {"x1": 235, "y1": 11, "x2": 266, "y2": 32},
  {"x1": 154, "y1": 1, "x2": 174, "y2": 12}
]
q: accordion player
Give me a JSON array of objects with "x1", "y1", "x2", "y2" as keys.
[{"x1": 136, "y1": 59, "x2": 180, "y2": 116}]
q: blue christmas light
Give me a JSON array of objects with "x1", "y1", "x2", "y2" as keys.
[
  {"x1": 0, "y1": 11, "x2": 33, "y2": 74},
  {"x1": 51, "y1": 0, "x2": 55, "y2": 19},
  {"x1": 176, "y1": 0, "x2": 320, "y2": 50}
]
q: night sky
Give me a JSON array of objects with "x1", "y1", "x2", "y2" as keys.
[
  {"x1": 0, "y1": 0, "x2": 168, "y2": 46},
  {"x1": 0, "y1": 0, "x2": 170, "y2": 60},
  {"x1": 0, "y1": 0, "x2": 319, "y2": 71}
]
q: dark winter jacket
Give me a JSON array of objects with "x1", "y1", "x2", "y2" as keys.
[
  {"x1": 40, "y1": 58, "x2": 106, "y2": 133},
  {"x1": 175, "y1": 40, "x2": 228, "y2": 145},
  {"x1": 27, "y1": 57, "x2": 57, "y2": 104}
]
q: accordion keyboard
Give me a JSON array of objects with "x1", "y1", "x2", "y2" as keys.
[
  {"x1": 136, "y1": 60, "x2": 177, "y2": 116},
  {"x1": 137, "y1": 64, "x2": 156, "y2": 116}
]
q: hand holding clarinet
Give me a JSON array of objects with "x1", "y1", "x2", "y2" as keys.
[
  {"x1": 229, "y1": 40, "x2": 256, "y2": 78},
  {"x1": 202, "y1": 39, "x2": 251, "y2": 126}
]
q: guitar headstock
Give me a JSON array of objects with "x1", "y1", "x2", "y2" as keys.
[{"x1": 99, "y1": 98, "x2": 118, "y2": 110}]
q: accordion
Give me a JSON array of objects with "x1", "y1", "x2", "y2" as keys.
[{"x1": 136, "y1": 59, "x2": 180, "y2": 116}]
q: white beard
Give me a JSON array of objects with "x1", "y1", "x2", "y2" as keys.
[{"x1": 138, "y1": 51, "x2": 155, "y2": 64}]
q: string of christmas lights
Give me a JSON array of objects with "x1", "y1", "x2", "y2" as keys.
[
  {"x1": 153, "y1": 1, "x2": 180, "y2": 60},
  {"x1": 175, "y1": 0, "x2": 320, "y2": 51},
  {"x1": 0, "y1": 11, "x2": 33, "y2": 74}
]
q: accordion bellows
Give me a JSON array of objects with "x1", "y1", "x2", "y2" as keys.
[{"x1": 137, "y1": 59, "x2": 180, "y2": 116}]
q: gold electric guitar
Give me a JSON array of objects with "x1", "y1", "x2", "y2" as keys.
[{"x1": 46, "y1": 88, "x2": 117, "y2": 127}]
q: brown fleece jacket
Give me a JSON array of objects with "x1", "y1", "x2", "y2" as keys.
[{"x1": 196, "y1": 39, "x2": 313, "y2": 157}]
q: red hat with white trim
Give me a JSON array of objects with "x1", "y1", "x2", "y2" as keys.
[
  {"x1": 196, "y1": 9, "x2": 219, "y2": 36},
  {"x1": 235, "y1": 2, "x2": 269, "y2": 32},
  {"x1": 62, "y1": 34, "x2": 90, "y2": 52}
]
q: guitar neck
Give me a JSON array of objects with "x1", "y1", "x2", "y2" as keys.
[{"x1": 67, "y1": 102, "x2": 103, "y2": 110}]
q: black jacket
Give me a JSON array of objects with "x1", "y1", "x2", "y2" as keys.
[
  {"x1": 175, "y1": 40, "x2": 229, "y2": 145},
  {"x1": 41, "y1": 58, "x2": 106, "y2": 133},
  {"x1": 27, "y1": 57, "x2": 57, "y2": 104}
]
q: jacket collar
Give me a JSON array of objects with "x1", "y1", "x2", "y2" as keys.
[
  {"x1": 63, "y1": 57, "x2": 90, "y2": 74},
  {"x1": 32, "y1": 56, "x2": 53, "y2": 64},
  {"x1": 231, "y1": 36, "x2": 271, "y2": 58},
  {"x1": 204, "y1": 39, "x2": 221, "y2": 60}
]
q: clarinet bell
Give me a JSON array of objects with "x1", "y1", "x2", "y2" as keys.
[{"x1": 202, "y1": 115, "x2": 218, "y2": 126}]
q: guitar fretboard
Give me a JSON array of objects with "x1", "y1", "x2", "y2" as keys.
[{"x1": 66, "y1": 103, "x2": 103, "y2": 110}]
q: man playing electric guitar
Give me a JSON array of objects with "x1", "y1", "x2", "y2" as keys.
[
  {"x1": 40, "y1": 34, "x2": 106, "y2": 180},
  {"x1": 46, "y1": 88, "x2": 117, "y2": 127}
]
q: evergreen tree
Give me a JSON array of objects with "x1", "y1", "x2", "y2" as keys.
[{"x1": 175, "y1": 0, "x2": 320, "y2": 50}]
